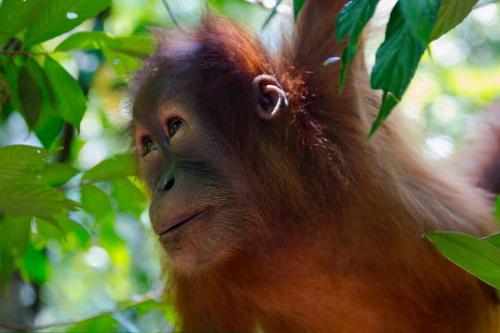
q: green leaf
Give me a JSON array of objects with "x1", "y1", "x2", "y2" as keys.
[
  {"x1": 426, "y1": 231, "x2": 500, "y2": 289},
  {"x1": 336, "y1": 0, "x2": 379, "y2": 90},
  {"x1": 55, "y1": 31, "x2": 113, "y2": 52},
  {"x1": 0, "y1": 0, "x2": 44, "y2": 43},
  {"x1": 18, "y1": 65, "x2": 42, "y2": 128},
  {"x1": 81, "y1": 185, "x2": 113, "y2": 218},
  {"x1": 44, "y1": 57, "x2": 86, "y2": 128},
  {"x1": 0, "y1": 145, "x2": 78, "y2": 222},
  {"x1": 485, "y1": 233, "x2": 500, "y2": 248},
  {"x1": 102, "y1": 47, "x2": 144, "y2": 75},
  {"x1": 2, "y1": 59, "x2": 21, "y2": 113},
  {"x1": 112, "y1": 178, "x2": 146, "y2": 217},
  {"x1": 0, "y1": 216, "x2": 30, "y2": 283},
  {"x1": 24, "y1": 0, "x2": 111, "y2": 47},
  {"x1": 399, "y1": 0, "x2": 440, "y2": 44},
  {"x1": 430, "y1": 0, "x2": 479, "y2": 41},
  {"x1": 21, "y1": 243, "x2": 48, "y2": 284},
  {"x1": 24, "y1": 57, "x2": 64, "y2": 148},
  {"x1": 113, "y1": 36, "x2": 155, "y2": 58},
  {"x1": 336, "y1": 0, "x2": 379, "y2": 42},
  {"x1": 293, "y1": 0, "x2": 306, "y2": 20},
  {"x1": 368, "y1": 92, "x2": 398, "y2": 137},
  {"x1": 369, "y1": 3, "x2": 426, "y2": 136},
  {"x1": 81, "y1": 154, "x2": 136, "y2": 184},
  {"x1": 40, "y1": 163, "x2": 79, "y2": 187},
  {"x1": 56, "y1": 32, "x2": 153, "y2": 75}
]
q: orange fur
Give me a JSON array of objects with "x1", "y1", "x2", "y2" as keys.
[{"x1": 134, "y1": 1, "x2": 500, "y2": 331}]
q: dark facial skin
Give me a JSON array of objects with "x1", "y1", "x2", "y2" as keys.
[{"x1": 132, "y1": 75, "x2": 287, "y2": 272}]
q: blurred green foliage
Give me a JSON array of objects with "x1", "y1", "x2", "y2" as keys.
[{"x1": 0, "y1": 0, "x2": 498, "y2": 331}]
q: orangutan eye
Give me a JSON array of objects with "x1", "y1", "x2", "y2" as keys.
[
  {"x1": 141, "y1": 136, "x2": 158, "y2": 156},
  {"x1": 167, "y1": 117, "x2": 184, "y2": 138}
]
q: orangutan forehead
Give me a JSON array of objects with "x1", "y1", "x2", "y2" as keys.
[{"x1": 131, "y1": 42, "x2": 202, "y2": 119}]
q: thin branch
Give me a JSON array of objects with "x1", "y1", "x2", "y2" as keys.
[
  {"x1": 161, "y1": 0, "x2": 179, "y2": 27},
  {"x1": 0, "y1": 289, "x2": 164, "y2": 332},
  {"x1": 244, "y1": 0, "x2": 291, "y2": 15}
]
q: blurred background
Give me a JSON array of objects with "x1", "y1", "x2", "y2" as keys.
[{"x1": 0, "y1": 0, "x2": 498, "y2": 331}]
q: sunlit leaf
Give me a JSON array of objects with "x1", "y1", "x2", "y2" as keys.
[
  {"x1": 24, "y1": 0, "x2": 111, "y2": 47},
  {"x1": 44, "y1": 57, "x2": 86, "y2": 128},
  {"x1": 82, "y1": 154, "x2": 136, "y2": 184},
  {"x1": 426, "y1": 231, "x2": 500, "y2": 289},
  {"x1": 21, "y1": 243, "x2": 48, "y2": 284},
  {"x1": 430, "y1": 0, "x2": 479, "y2": 41}
]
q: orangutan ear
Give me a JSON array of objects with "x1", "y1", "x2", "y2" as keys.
[{"x1": 252, "y1": 74, "x2": 288, "y2": 120}]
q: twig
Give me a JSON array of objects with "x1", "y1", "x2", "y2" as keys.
[
  {"x1": 161, "y1": 0, "x2": 179, "y2": 27},
  {"x1": 244, "y1": 0, "x2": 291, "y2": 15},
  {"x1": 0, "y1": 289, "x2": 164, "y2": 332}
]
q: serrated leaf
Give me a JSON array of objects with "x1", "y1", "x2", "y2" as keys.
[
  {"x1": 430, "y1": 0, "x2": 479, "y2": 41},
  {"x1": 24, "y1": 0, "x2": 111, "y2": 47},
  {"x1": 293, "y1": 0, "x2": 306, "y2": 20},
  {"x1": 399, "y1": 0, "x2": 440, "y2": 44},
  {"x1": 81, "y1": 154, "x2": 136, "y2": 184},
  {"x1": 40, "y1": 163, "x2": 79, "y2": 187},
  {"x1": 336, "y1": 0, "x2": 379, "y2": 90},
  {"x1": 369, "y1": 3, "x2": 426, "y2": 136},
  {"x1": 336, "y1": 0, "x2": 379, "y2": 42},
  {"x1": 426, "y1": 231, "x2": 500, "y2": 289},
  {"x1": 0, "y1": 180, "x2": 78, "y2": 222},
  {"x1": 44, "y1": 57, "x2": 86, "y2": 128},
  {"x1": 0, "y1": 0, "x2": 43, "y2": 43},
  {"x1": 18, "y1": 65, "x2": 42, "y2": 128},
  {"x1": 0, "y1": 145, "x2": 78, "y2": 221},
  {"x1": 0, "y1": 144, "x2": 48, "y2": 173}
]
